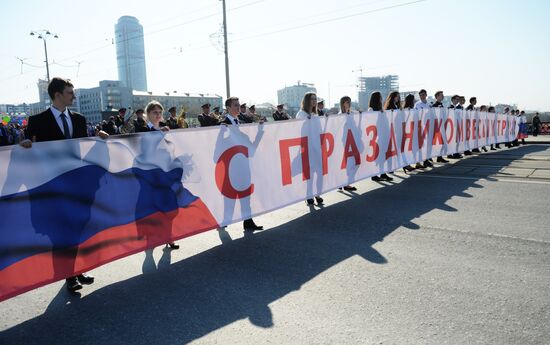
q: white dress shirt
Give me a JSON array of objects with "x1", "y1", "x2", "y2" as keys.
[
  {"x1": 225, "y1": 114, "x2": 239, "y2": 125},
  {"x1": 296, "y1": 109, "x2": 313, "y2": 120},
  {"x1": 414, "y1": 100, "x2": 431, "y2": 110},
  {"x1": 50, "y1": 106, "x2": 73, "y2": 137}
]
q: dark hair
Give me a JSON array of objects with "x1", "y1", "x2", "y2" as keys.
[
  {"x1": 301, "y1": 92, "x2": 317, "y2": 114},
  {"x1": 479, "y1": 105, "x2": 488, "y2": 112},
  {"x1": 225, "y1": 97, "x2": 239, "y2": 108},
  {"x1": 419, "y1": 89, "x2": 427, "y2": 95},
  {"x1": 434, "y1": 91, "x2": 443, "y2": 98},
  {"x1": 47, "y1": 77, "x2": 73, "y2": 100},
  {"x1": 339, "y1": 96, "x2": 352, "y2": 113},
  {"x1": 368, "y1": 91, "x2": 383, "y2": 111},
  {"x1": 488, "y1": 106, "x2": 495, "y2": 113},
  {"x1": 469, "y1": 97, "x2": 477, "y2": 103},
  {"x1": 403, "y1": 94, "x2": 415, "y2": 109},
  {"x1": 383, "y1": 91, "x2": 401, "y2": 110}
]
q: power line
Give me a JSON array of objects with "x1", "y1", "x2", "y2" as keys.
[{"x1": 230, "y1": 0, "x2": 427, "y2": 43}]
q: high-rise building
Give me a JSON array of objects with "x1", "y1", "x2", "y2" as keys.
[
  {"x1": 357, "y1": 75, "x2": 399, "y2": 110},
  {"x1": 277, "y1": 81, "x2": 317, "y2": 116},
  {"x1": 115, "y1": 16, "x2": 148, "y2": 91},
  {"x1": 76, "y1": 80, "x2": 133, "y2": 123}
]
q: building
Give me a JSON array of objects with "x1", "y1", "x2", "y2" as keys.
[
  {"x1": 277, "y1": 81, "x2": 317, "y2": 115},
  {"x1": 357, "y1": 75, "x2": 399, "y2": 110},
  {"x1": 76, "y1": 80, "x2": 133, "y2": 123},
  {"x1": 37, "y1": 78, "x2": 50, "y2": 111},
  {"x1": 0, "y1": 103, "x2": 31, "y2": 115},
  {"x1": 115, "y1": 16, "x2": 148, "y2": 91}
]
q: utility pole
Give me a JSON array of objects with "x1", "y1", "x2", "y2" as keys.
[{"x1": 221, "y1": 0, "x2": 231, "y2": 98}]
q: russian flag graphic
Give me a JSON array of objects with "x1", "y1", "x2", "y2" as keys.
[{"x1": 0, "y1": 133, "x2": 218, "y2": 301}]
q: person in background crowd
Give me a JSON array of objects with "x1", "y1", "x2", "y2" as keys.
[
  {"x1": 249, "y1": 105, "x2": 264, "y2": 123},
  {"x1": 401, "y1": 94, "x2": 417, "y2": 173},
  {"x1": 140, "y1": 100, "x2": 180, "y2": 249},
  {"x1": 338, "y1": 96, "x2": 358, "y2": 191},
  {"x1": 212, "y1": 106, "x2": 222, "y2": 121},
  {"x1": 317, "y1": 99, "x2": 327, "y2": 116},
  {"x1": 457, "y1": 96, "x2": 466, "y2": 109},
  {"x1": 379, "y1": 91, "x2": 402, "y2": 180},
  {"x1": 103, "y1": 116, "x2": 118, "y2": 135},
  {"x1": 0, "y1": 123, "x2": 8, "y2": 146},
  {"x1": 466, "y1": 97, "x2": 485, "y2": 152},
  {"x1": 368, "y1": 91, "x2": 396, "y2": 180},
  {"x1": 413, "y1": 89, "x2": 430, "y2": 169},
  {"x1": 20, "y1": 77, "x2": 109, "y2": 292},
  {"x1": 177, "y1": 108, "x2": 189, "y2": 129},
  {"x1": 486, "y1": 106, "x2": 499, "y2": 150},
  {"x1": 518, "y1": 110, "x2": 527, "y2": 145},
  {"x1": 414, "y1": 89, "x2": 431, "y2": 111},
  {"x1": 165, "y1": 106, "x2": 180, "y2": 129},
  {"x1": 198, "y1": 103, "x2": 219, "y2": 127},
  {"x1": 448, "y1": 95, "x2": 464, "y2": 159},
  {"x1": 466, "y1": 97, "x2": 477, "y2": 111},
  {"x1": 532, "y1": 112, "x2": 541, "y2": 136},
  {"x1": 238, "y1": 103, "x2": 254, "y2": 123},
  {"x1": 221, "y1": 96, "x2": 264, "y2": 231},
  {"x1": 115, "y1": 107, "x2": 126, "y2": 130},
  {"x1": 133, "y1": 108, "x2": 147, "y2": 132},
  {"x1": 431, "y1": 91, "x2": 450, "y2": 164},
  {"x1": 273, "y1": 104, "x2": 290, "y2": 121},
  {"x1": 296, "y1": 92, "x2": 324, "y2": 205}
]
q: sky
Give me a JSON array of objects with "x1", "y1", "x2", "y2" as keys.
[{"x1": 1, "y1": 0, "x2": 549, "y2": 111}]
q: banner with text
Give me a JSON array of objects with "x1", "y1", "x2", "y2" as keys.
[{"x1": 0, "y1": 109, "x2": 518, "y2": 301}]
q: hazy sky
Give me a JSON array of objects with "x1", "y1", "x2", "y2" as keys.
[{"x1": 1, "y1": 0, "x2": 549, "y2": 110}]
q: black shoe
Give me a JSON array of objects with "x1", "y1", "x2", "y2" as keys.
[
  {"x1": 165, "y1": 242, "x2": 180, "y2": 250},
  {"x1": 472, "y1": 148, "x2": 481, "y2": 153},
  {"x1": 306, "y1": 198, "x2": 315, "y2": 205},
  {"x1": 77, "y1": 273, "x2": 94, "y2": 285},
  {"x1": 464, "y1": 151, "x2": 472, "y2": 156},
  {"x1": 403, "y1": 165, "x2": 415, "y2": 173},
  {"x1": 423, "y1": 160, "x2": 433, "y2": 167},
  {"x1": 447, "y1": 155, "x2": 454, "y2": 159},
  {"x1": 371, "y1": 176, "x2": 381, "y2": 181},
  {"x1": 415, "y1": 163, "x2": 426, "y2": 169},
  {"x1": 452, "y1": 153, "x2": 463, "y2": 159},
  {"x1": 436, "y1": 156, "x2": 449, "y2": 163},
  {"x1": 380, "y1": 173, "x2": 393, "y2": 181},
  {"x1": 482, "y1": 147, "x2": 488, "y2": 152},
  {"x1": 66, "y1": 277, "x2": 82, "y2": 292},
  {"x1": 343, "y1": 185, "x2": 357, "y2": 191},
  {"x1": 315, "y1": 196, "x2": 324, "y2": 204},
  {"x1": 244, "y1": 224, "x2": 263, "y2": 231}
]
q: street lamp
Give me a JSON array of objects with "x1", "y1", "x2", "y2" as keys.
[{"x1": 30, "y1": 30, "x2": 58, "y2": 83}]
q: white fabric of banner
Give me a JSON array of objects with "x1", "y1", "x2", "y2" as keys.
[{"x1": 0, "y1": 109, "x2": 518, "y2": 227}]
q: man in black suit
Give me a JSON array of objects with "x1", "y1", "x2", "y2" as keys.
[
  {"x1": 221, "y1": 97, "x2": 263, "y2": 231},
  {"x1": 21, "y1": 77, "x2": 108, "y2": 292},
  {"x1": 198, "y1": 103, "x2": 220, "y2": 127}
]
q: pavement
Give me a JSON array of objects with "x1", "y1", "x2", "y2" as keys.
[{"x1": 1, "y1": 144, "x2": 549, "y2": 345}]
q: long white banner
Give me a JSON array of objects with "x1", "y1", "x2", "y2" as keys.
[{"x1": 0, "y1": 109, "x2": 518, "y2": 301}]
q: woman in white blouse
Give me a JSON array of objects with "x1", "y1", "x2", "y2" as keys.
[{"x1": 296, "y1": 92, "x2": 324, "y2": 205}]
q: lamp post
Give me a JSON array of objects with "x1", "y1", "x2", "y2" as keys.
[{"x1": 30, "y1": 30, "x2": 58, "y2": 83}]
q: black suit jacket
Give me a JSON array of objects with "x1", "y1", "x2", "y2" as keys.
[
  {"x1": 27, "y1": 108, "x2": 88, "y2": 142},
  {"x1": 222, "y1": 116, "x2": 234, "y2": 125}
]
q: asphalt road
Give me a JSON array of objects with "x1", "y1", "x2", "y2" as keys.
[{"x1": 1, "y1": 144, "x2": 549, "y2": 345}]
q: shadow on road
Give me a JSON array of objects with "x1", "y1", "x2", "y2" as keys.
[{"x1": 1, "y1": 145, "x2": 547, "y2": 345}]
